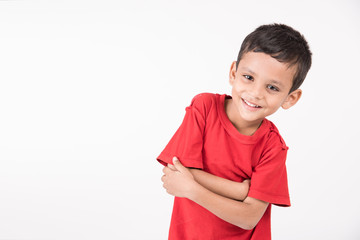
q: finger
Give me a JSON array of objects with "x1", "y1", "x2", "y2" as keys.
[
  {"x1": 161, "y1": 175, "x2": 166, "y2": 182},
  {"x1": 172, "y1": 157, "x2": 187, "y2": 173},
  {"x1": 243, "y1": 179, "x2": 251, "y2": 184},
  {"x1": 163, "y1": 166, "x2": 173, "y2": 175},
  {"x1": 167, "y1": 163, "x2": 176, "y2": 171}
]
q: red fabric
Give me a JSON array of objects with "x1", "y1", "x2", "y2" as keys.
[{"x1": 157, "y1": 93, "x2": 290, "y2": 240}]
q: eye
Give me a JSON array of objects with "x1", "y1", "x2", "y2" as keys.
[
  {"x1": 267, "y1": 85, "x2": 279, "y2": 92},
  {"x1": 243, "y1": 75, "x2": 253, "y2": 81}
]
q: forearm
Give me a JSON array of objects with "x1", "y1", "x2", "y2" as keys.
[
  {"x1": 163, "y1": 159, "x2": 267, "y2": 230},
  {"x1": 188, "y1": 181, "x2": 268, "y2": 230},
  {"x1": 189, "y1": 168, "x2": 249, "y2": 201}
]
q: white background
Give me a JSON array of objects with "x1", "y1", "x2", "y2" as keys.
[{"x1": 0, "y1": 0, "x2": 359, "y2": 239}]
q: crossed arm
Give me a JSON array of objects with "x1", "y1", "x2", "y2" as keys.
[{"x1": 161, "y1": 157, "x2": 269, "y2": 230}]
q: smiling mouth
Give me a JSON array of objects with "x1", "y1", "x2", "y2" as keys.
[{"x1": 242, "y1": 98, "x2": 262, "y2": 108}]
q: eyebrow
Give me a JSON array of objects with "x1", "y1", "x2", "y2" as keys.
[
  {"x1": 241, "y1": 67, "x2": 256, "y2": 76},
  {"x1": 269, "y1": 80, "x2": 284, "y2": 88}
]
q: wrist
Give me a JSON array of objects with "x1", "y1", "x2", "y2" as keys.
[
  {"x1": 189, "y1": 168, "x2": 200, "y2": 181},
  {"x1": 187, "y1": 180, "x2": 203, "y2": 201}
]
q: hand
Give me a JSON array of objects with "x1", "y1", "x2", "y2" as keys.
[
  {"x1": 241, "y1": 179, "x2": 251, "y2": 201},
  {"x1": 161, "y1": 157, "x2": 197, "y2": 198}
]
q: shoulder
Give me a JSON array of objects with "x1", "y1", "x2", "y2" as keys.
[
  {"x1": 188, "y1": 92, "x2": 219, "y2": 117},
  {"x1": 257, "y1": 120, "x2": 289, "y2": 165},
  {"x1": 190, "y1": 92, "x2": 218, "y2": 106},
  {"x1": 263, "y1": 119, "x2": 288, "y2": 151}
]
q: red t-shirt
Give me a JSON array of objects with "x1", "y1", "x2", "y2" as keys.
[{"x1": 157, "y1": 93, "x2": 290, "y2": 240}]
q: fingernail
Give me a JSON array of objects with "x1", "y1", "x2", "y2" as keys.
[{"x1": 173, "y1": 157, "x2": 178, "y2": 162}]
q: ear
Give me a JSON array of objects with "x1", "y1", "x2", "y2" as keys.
[
  {"x1": 229, "y1": 61, "x2": 237, "y2": 86},
  {"x1": 281, "y1": 89, "x2": 302, "y2": 109}
]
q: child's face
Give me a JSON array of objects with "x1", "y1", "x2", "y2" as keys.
[{"x1": 229, "y1": 51, "x2": 302, "y2": 124}]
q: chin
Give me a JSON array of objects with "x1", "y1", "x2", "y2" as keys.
[{"x1": 239, "y1": 113, "x2": 264, "y2": 123}]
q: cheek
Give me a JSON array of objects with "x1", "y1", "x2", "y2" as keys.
[
  {"x1": 232, "y1": 81, "x2": 244, "y2": 93},
  {"x1": 267, "y1": 95, "x2": 286, "y2": 108}
]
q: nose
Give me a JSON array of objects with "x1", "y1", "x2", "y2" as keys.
[{"x1": 248, "y1": 83, "x2": 264, "y2": 100}]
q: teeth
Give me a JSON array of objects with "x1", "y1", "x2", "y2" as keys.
[{"x1": 244, "y1": 99, "x2": 260, "y2": 108}]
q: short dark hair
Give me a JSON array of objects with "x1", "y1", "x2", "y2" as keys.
[{"x1": 236, "y1": 23, "x2": 312, "y2": 93}]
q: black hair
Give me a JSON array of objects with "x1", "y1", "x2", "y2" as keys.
[{"x1": 236, "y1": 23, "x2": 312, "y2": 93}]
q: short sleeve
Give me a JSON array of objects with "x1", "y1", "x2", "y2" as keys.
[
  {"x1": 156, "y1": 95, "x2": 206, "y2": 169},
  {"x1": 248, "y1": 133, "x2": 291, "y2": 207}
]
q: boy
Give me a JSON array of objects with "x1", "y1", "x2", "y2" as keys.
[{"x1": 157, "y1": 23, "x2": 312, "y2": 239}]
